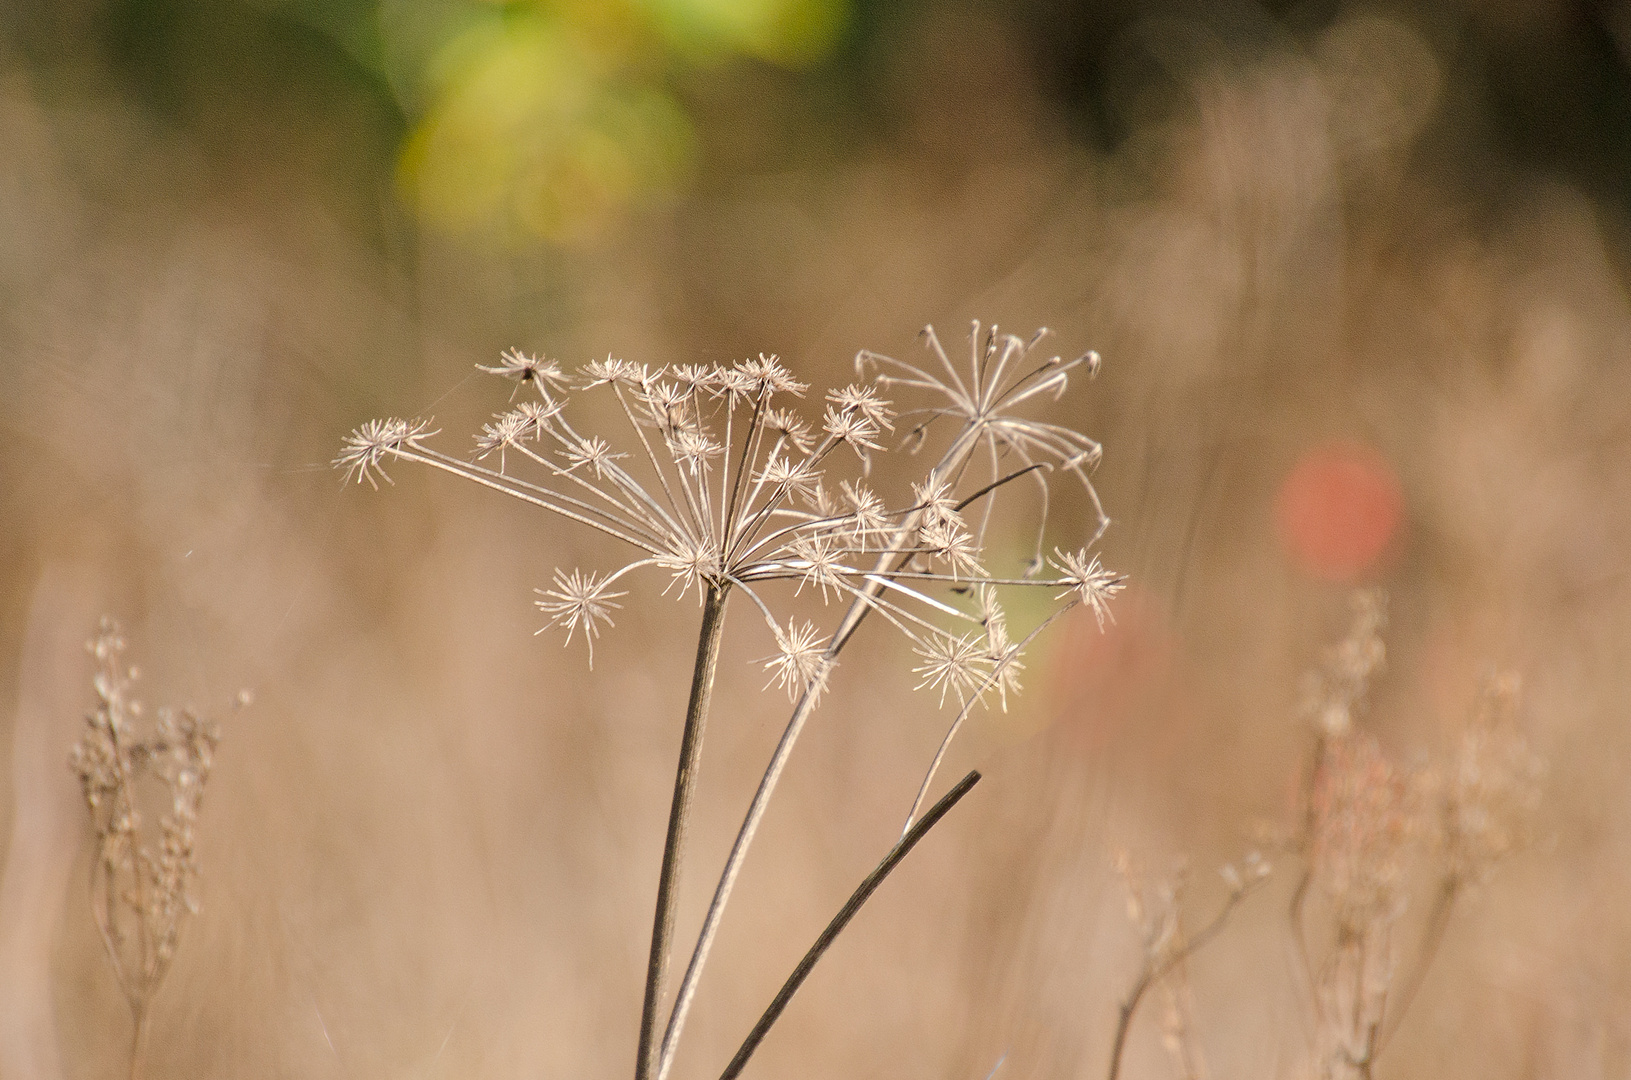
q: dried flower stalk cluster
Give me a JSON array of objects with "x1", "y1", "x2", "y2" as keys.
[
  {"x1": 69, "y1": 618, "x2": 223, "y2": 1080},
  {"x1": 1291, "y1": 591, "x2": 1541, "y2": 1080},
  {"x1": 1103, "y1": 590, "x2": 1540, "y2": 1080},
  {"x1": 338, "y1": 322, "x2": 1123, "y2": 1080}
]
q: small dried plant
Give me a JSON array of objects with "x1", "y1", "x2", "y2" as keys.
[
  {"x1": 338, "y1": 322, "x2": 1123, "y2": 1078},
  {"x1": 1287, "y1": 592, "x2": 1541, "y2": 1080},
  {"x1": 68, "y1": 618, "x2": 228, "y2": 1080},
  {"x1": 1106, "y1": 850, "x2": 1273, "y2": 1080}
]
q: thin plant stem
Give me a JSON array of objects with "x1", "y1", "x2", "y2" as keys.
[
  {"x1": 654, "y1": 656, "x2": 830, "y2": 1080},
  {"x1": 129, "y1": 1004, "x2": 149, "y2": 1080},
  {"x1": 636, "y1": 583, "x2": 731, "y2": 1080},
  {"x1": 1288, "y1": 865, "x2": 1319, "y2": 1032},
  {"x1": 717, "y1": 770, "x2": 983, "y2": 1080},
  {"x1": 654, "y1": 550, "x2": 925, "y2": 1080},
  {"x1": 1375, "y1": 874, "x2": 1460, "y2": 1054},
  {"x1": 656, "y1": 442, "x2": 1050, "y2": 1077},
  {"x1": 1107, "y1": 881, "x2": 1262, "y2": 1080}
]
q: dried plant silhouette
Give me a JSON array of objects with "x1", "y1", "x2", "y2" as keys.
[
  {"x1": 1097, "y1": 591, "x2": 1541, "y2": 1080},
  {"x1": 1105, "y1": 851, "x2": 1272, "y2": 1080},
  {"x1": 338, "y1": 321, "x2": 1123, "y2": 1078},
  {"x1": 1286, "y1": 592, "x2": 1541, "y2": 1080},
  {"x1": 68, "y1": 619, "x2": 228, "y2": 1080}
]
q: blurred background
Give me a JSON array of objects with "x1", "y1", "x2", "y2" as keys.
[{"x1": 2, "y1": 0, "x2": 1630, "y2": 1077}]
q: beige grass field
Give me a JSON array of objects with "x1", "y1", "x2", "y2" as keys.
[{"x1": 2, "y1": 3, "x2": 1628, "y2": 1078}]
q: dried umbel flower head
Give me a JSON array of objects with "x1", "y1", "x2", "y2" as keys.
[
  {"x1": 69, "y1": 618, "x2": 232, "y2": 1077},
  {"x1": 1290, "y1": 594, "x2": 1413, "y2": 1079},
  {"x1": 338, "y1": 322, "x2": 1123, "y2": 1080},
  {"x1": 1294, "y1": 591, "x2": 1408, "y2": 932},
  {"x1": 337, "y1": 324, "x2": 1121, "y2": 710}
]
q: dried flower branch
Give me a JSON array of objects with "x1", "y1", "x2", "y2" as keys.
[
  {"x1": 68, "y1": 618, "x2": 233, "y2": 1080},
  {"x1": 1106, "y1": 851, "x2": 1272, "y2": 1080},
  {"x1": 1285, "y1": 594, "x2": 1541, "y2": 1079}
]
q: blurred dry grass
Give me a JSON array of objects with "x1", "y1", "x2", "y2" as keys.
[{"x1": 3, "y1": 2, "x2": 1631, "y2": 1078}]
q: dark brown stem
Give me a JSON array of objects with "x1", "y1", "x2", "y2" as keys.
[
  {"x1": 636, "y1": 583, "x2": 731, "y2": 1080},
  {"x1": 718, "y1": 770, "x2": 982, "y2": 1080}
]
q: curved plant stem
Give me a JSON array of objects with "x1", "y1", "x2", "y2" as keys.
[
  {"x1": 1376, "y1": 875, "x2": 1460, "y2": 1054},
  {"x1": 718, "y1": 770, "x2": 983, "y2": 1080},
  {"x1": 636, "y1": 583, "x2": 731, "y2": 1080}
]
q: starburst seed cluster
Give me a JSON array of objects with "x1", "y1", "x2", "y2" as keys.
[{"x1": 338, "y1": 323, "x2": 1124, "y2": 707}]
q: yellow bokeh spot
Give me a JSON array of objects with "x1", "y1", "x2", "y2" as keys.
[
  {"x1": 393, "y1": 0, "x2": 840, "y2": 244},
  {"x1": 638, "y1": 0, "x2": 850, "y2": 67},
  {"x1": 396, "y1": 10, "x2": 694, "y2": 244}
]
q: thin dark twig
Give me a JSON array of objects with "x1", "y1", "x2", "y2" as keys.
[
  {"x1": 718, "y1": 770, "x2": 983, "y2": 1080},
  {"x1": 1107, "y1": 880, "x2": 1266, "y2": 1080},
  {"x1": 953, "y1": 463, "x2": 1050, "y2": 515}
]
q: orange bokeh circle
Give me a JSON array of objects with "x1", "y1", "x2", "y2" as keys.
[{"x1": 1275, "y1": 440, "x2": 1404, "y2": 581}]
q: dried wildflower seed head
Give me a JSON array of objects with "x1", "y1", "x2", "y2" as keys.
[
  {"x1": 974, "y1": 586, "x2": 1023, "y2": 709},
  {"x1": 535, "y1": 569, "x2": 628, "y2": 667},
  {"x1": 658, "y1": 535, "x2": 722, "y2": 602},
  {"x1": 581, "y1": 356, "x2": 648, "y2": 387},
  {"x1": 765, "y1": 408, "x2": 815, "y2": 454},
  {"x1": 838, "y1": 481, "x2": 887, "y2": 542},
  {"x1": 1218, "y1": 850, "x2": 1272, "y2": 896},
  {"x1": 334, "y1": 417, "x2": 439, "y2": 489},
  {"x1": 1310, "y1": 732, "x2": 1411, "y2": 932},
  {"x1": 756, "y1": 453, "x2": 822, "y2": 503},
  {"x1": 788, "y1": 532, "x2": 845, "y2": 602},
  {"x1": 669, "y1": 428, "x2": 723, "y2": 474},
  {"x1": 740, "y1": 353, "x2": 807, "y2": 397},
  {"x1": 761, "y1": 619, "x2": 829, "y2": 702},
  {"x1": 1051, "y1": 548, "x2": 1126, "y2": 629},
  {"x1": 474, "y1": 410, "x2": 537, "y2": 469},
  {"x1": 827, "y1": 383, "x2": 895, "y2": 431},
  {"x1": 339, "y1": 324, "x2": 1119, "y2": 713},
  {"x1": 70, "y1": 619, "x2": 226, "y2": 1018},
  {"x1": 479, "y1": 348, "x2": 568, "y2": 389},
  {"x1": 668, "y1": 364, "x2": 713, "y2": 394},
  {"x1": 823, "y1": 404, "x2": 886, "y2": 460},
  {"x1": 913, "y1": 631, "x2": 988, "y2": 707},
  {"x1": 559, "y1": 434, "x2": 626, "y2": 477}
]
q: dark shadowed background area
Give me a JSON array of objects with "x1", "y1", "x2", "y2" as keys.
[{"x1": 3, "y1": 1, "x2": 1631, "y2": 1077}]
